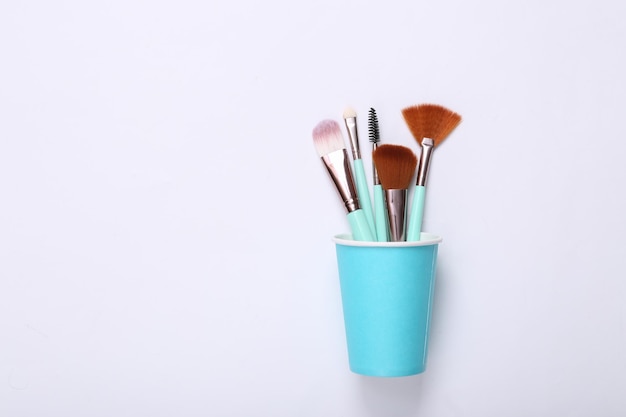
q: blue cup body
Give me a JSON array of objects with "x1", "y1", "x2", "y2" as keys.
[{"x1": 333, "y1": 233, "x2": 442, "y2": 377}]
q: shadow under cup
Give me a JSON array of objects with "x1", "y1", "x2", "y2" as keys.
[{"x1": 333, "y1": 233, "x2": 442, "y2": 377}]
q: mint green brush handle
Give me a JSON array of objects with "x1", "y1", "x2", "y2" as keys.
[
  {"x1": 353, "y1": 159, "x2": 375, "y2": 234},
  {"x1": 407, "y1": 185, "x2": 426, "y2": 241},
  {"x1": 373, "y1": 184, "x2": 388, "y2": 242},
  {"x1": 347, "y1": 209, "x2": 375, "y2": 241}
]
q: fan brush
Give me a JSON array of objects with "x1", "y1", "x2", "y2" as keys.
[{"x1": 402, "y1": 104, "x2": 461, "y2": 241}]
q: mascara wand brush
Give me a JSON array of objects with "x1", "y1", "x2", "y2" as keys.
[
  {"x1": 402, "y1": 104, "x2": 461, "y2": 241},
  {"x1": 312, "y1": 119, "x2": 375, "y2": 241},
  {"x1": 368, "y1": 108, "x2": 389, "y2": 242},
  {"x1": 343, "y1": 107, "x2": 376, "y2": 235},
  {"x1": 372, "y1": 144, "x2": 417, "y2": 242}
]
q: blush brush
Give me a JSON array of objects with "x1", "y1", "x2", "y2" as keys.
[
  {"x1": 402, "y1": 104, "x2": 461, "y2": 241},
  {"x1": 313, "y1": 119, "x2": 375, "y2": 241},
  {"x1": 372, "y1": 144, "x2": 417, "y2": 242}
]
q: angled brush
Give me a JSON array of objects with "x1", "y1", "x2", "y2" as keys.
[
  {"x1": 402, "y1": 104, "x2": 461, "y2": 241},
  {"x1": 343, "y1": 107, "x2": 375, "y2": 235},
  {"x1": 368, "y1": 107, "x2": 389, "y2": 242},
  {"x1": 372, "y1": 144, "x2": 417, "y2": 242},
  {"x1": 313, "y1": 119, "x2": 375, "y2": 241}
]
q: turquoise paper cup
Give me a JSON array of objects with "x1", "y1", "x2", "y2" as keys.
[{"x1": 333, "y1": 233, "x2": 442, "y2": 377}]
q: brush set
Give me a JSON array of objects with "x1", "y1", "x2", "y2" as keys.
[{"x1": 312, "y1": 104, "x2": 461, "y2": 242}]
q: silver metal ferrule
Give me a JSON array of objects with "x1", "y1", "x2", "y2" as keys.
[
  {"x1": 344, "y1": 117, "x2": 361, "y2": 160},
  {"x1": 385, "y1": 188, "x2": 408, "y2": 241},
  {"x1": 372, "y1": 141, "x2": 380, "y2": 185},
  {"x1": 416, "y1": 138, "x2": 435, "y2": 186},
  {"x1": 321, "y1": 148, "x2": 361, "y2": 213}
]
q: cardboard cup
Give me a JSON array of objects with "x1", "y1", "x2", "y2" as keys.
[{"x1": 333, "y1": 233, "x2": 442, "y2": 377}]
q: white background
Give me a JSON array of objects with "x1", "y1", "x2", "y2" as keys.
[{"x1": 1, "y1": 0, "x2": 626, "y2": 415}]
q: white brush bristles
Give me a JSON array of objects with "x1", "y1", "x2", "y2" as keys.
[
  {"x1": 312, "y1": 119, "x2": 346, "y2": 157},
  {"x1": 342, "y1": 107, "x2": 357, "y2": 119}
]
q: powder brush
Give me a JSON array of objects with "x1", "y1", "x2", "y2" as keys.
[{"x1": 372, "y1": 144, "x2": 417, "y2": 242}]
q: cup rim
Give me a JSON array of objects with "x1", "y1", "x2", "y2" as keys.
[{"x1": 333, "y1": 233, "x2": 442, "y2": 247}]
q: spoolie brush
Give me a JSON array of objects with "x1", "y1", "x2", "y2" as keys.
[
  {"x1": 402, "y1": 104, "x2": 461, "y2": 241},
  {"x1": 372, "y1": 144, "x2": 417, "y2": 242},
  {"x1": 312, "y1": 119, "x2": 375, "y2": 241},
  {"x1": 368, "y1": 108, "x2": 389, "y2": 242}
]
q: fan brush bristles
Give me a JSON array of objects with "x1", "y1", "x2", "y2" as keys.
[
  {"x1": 372, "y1": 144, "x2": 417, "y2": 191},
  {"x1": 401, "y1": 104, "x2": 461, "y2": 147},
  {"x1": 312, "y1": 119, "x2": 345, "y2": 157},
  {"x1": 368, "y1": 108, "x2": 380, "y2": 144}
]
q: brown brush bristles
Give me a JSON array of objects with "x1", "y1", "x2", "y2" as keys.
[
  {"x1": 402, "y1": 104, "x2": 462, "y2": 147},
  {"x1": 372, "y1": 144, "x2": 417, "y2": 190}
]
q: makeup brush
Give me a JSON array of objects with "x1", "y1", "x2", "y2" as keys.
[
  {"x1": 368, "y1": 108, "x2": 389, "y2": 242},
  {"x1": 372, "y1": 144, "x2": 417, "y2": 242},
  {"x1": 343, "y1": 107, "x2": 375, "y2": 235},
  {"x1": 402, "y1": 104, "x2": 461, "y2": 241},
  {"x1": 313, "y1": 119, "x2": 375, "y2": 241}
]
